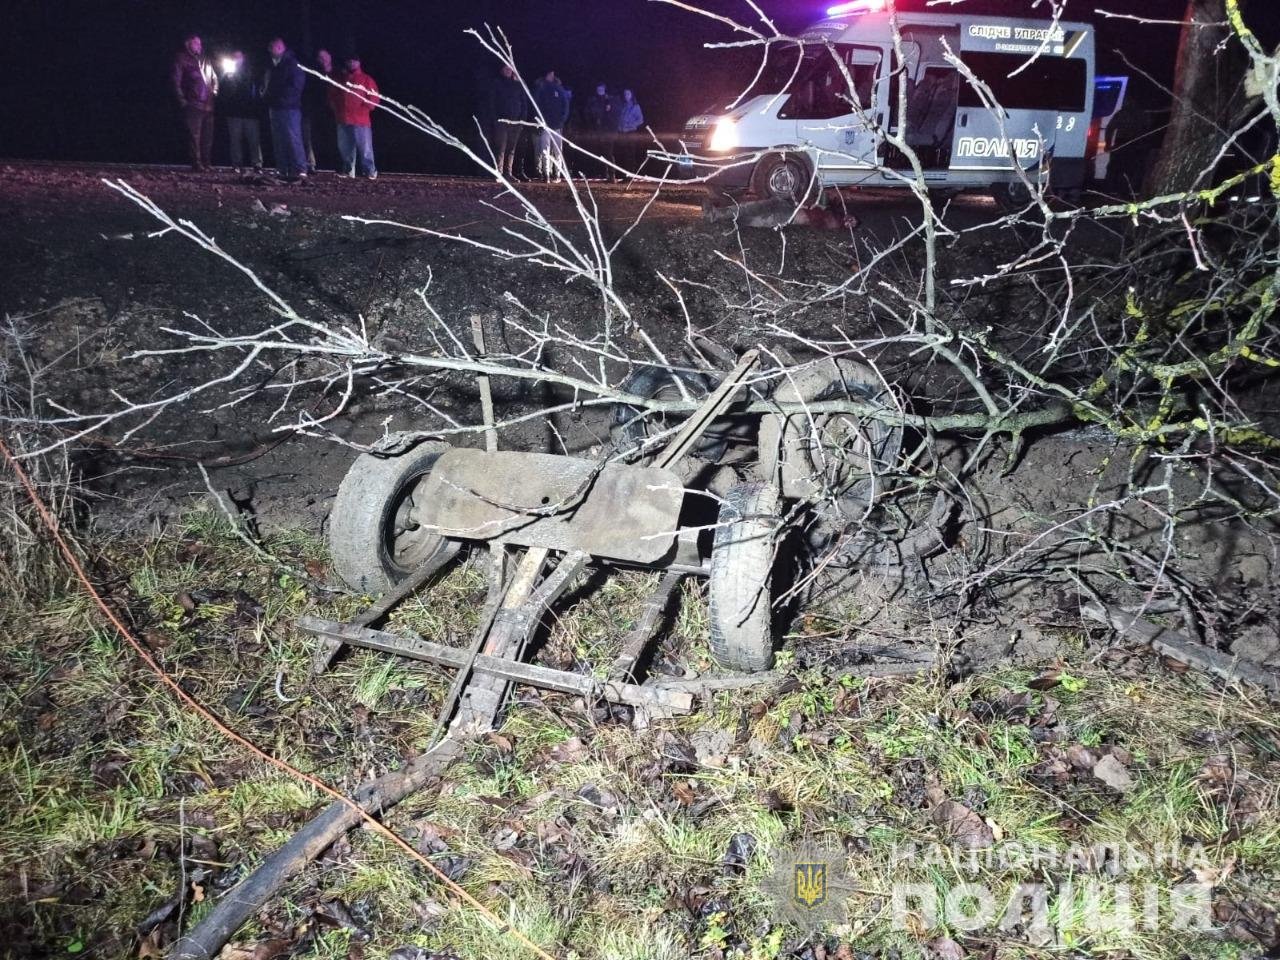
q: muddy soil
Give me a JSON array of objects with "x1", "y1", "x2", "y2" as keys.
[{"x1": 2, "y1": 162, "x2": 1276, "y2": 674}]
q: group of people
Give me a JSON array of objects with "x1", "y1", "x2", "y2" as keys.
[
  {"x1": 171, "y1": 34, "x2": 381, "y2": 182},
  {"x1": 488, "y1": 69, "x2": 647, "y2": 181},
  {"x1": 174, "y1": 33, "x2": 650, "y2": 185}
]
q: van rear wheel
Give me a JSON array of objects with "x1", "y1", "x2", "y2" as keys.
[
  {"x1": 991, "y1": 179, "x2": 1032, "y2": 211},
  {"x1": 752, "y1": 153, "x2": 813, "y2": 203}
]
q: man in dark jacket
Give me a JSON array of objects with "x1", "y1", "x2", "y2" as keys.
[
  {"x1": 582, "y1": 82, "x2": 617, "y2": 179},
  {"x1": 490, "y1": 65, "x2": 527, "y2": 180},
  {"x1": 263, "y1": 37, "x2": 307, "y2": 181},
  {"x1": 302, "y1": 49, "x2": 333, "y2": 174},
  {"x1": 218, "y1": 51, "x2": 262, "y2": 173},
  {"x1": 533, "y1": 71, "x2": 571, "y2": 181},
  {"x1": 583, "y1": 83, "x2": 615, "y2": 133},
  {"x1": 171, "y1": 34, "x2": 218, "y2": 171}
]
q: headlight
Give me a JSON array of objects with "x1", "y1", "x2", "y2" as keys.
[
  {"x1": 708, "y1": 118, "x2": 739, "y2": 152},
  {"x1": 220, "y1": 57, "x2": 237, "y2": 75}
]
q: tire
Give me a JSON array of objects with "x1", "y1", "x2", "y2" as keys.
[
  {"x1": 611, "y1": 365, "x2": 730, "y2": 462},
  {"x1": 758, "y1": 358, "x2": 903, "y2": 515},
  {"x1": 708, "y1": 482, "x2": 781, "y2": 672},
  {"x1": 328, "y1": 439, "x2": 452, "y2": 594},
  {"x1": 752, "y1": 152, "x2": 814, "y2": 203},
  {"x1": 991, "y1": 178, "x2": 1032, "y2": 211}
]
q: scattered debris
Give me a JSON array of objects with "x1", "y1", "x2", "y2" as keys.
[
  {"x1": 1091, "y1": 752, "x2": 1135, "y2": 792},
  {"x1": 930, "y1": 799, "x2": 995, "y2": 849}
]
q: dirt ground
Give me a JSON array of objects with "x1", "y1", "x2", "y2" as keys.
[
  {"x1": 2, "y1": 162, "x2": 1274, "y2": 670},
  {"x1": 1, "y1": 161, "x2": 1278, "y2": 960},
  {"x1": 0, "y1": 160, "x2": 998, "y2": 533}
]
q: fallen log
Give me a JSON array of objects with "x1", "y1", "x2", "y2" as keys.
[
  {"x1": 168, "y1": 738, "x2": 462, "y2": 960},
  {"x1": 1082, "y1": 602, "x2": 1280, "y2": 699}
]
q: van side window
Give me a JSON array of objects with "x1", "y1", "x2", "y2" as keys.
[
  {"x1": 779, "y1": 44, "x2": 881, "y2": 120},
  {"x1": 957, "y1": 52, "x2": 1086, "y2": 113}
]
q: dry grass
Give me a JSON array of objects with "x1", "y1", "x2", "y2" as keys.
[{"x1": 0, "y1": 507, "x2": 1277, "y2": 959}]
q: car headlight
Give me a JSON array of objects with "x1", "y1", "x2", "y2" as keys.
[{"x1": 708, "y1": 118, "x2": 739, "y2": 152}]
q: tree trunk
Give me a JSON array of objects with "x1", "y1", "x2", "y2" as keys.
[{"x1": 1147, "y1": 0, "x2": 1249, "y2": 195}]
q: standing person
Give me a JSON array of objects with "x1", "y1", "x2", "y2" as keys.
[
  {"x1": 532, "y1": 70, "x2": 570, "y2": 181},
  {"x1": 171, "y1": 34, "x2": 218, "y2": 171},
  {"x1": 616, "y1": 88, "x2": 645, "y2": 175},
  {"x1": 329, "y1": 53, "x2": 381, "y2": 179},
  {"x1": 302, "y1": 49, "x2": 333, "y2": 174},
  {"x1": 583, "y1": 82, "x2": 616, "y2": 179},
  {"x1": 263, "y1": 38, "x2": 307, "y2": 182},
  {"x1": 490, "y1": 65, "x2": 527, "y2": 181},
  {"x1": 218, "y1": 51, "x2": 263, "y2": 174}
]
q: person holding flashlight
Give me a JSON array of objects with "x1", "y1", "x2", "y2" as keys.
[
  {"x1": 171, "y1": 34, "x2": 218, "y2": 171},
  {"x1": 219, "y1": 51, "x2": 263, "y2": 174}
]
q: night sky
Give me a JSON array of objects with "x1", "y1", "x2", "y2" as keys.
[{"x1": 0, "y1": 0, "x2": 1268, "y2": 174}]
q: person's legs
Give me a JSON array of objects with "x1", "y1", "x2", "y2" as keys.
[
  {"x1": 505, "y1": 126, "x2": 525, "y2": 178},
  {"x1": 549, "y1": 129, "x2": 565, "y2": 179},
  {"x1": 246, "y1": 119, "x2": 263, "y2": 169},
  {"x1": 604, "y1": 133, "x2": 618, "y2": 180},
  {"x1": 336, "y1": 124, "x2": 356, "y2": 175},
  {"x1": 228, "y1": 117, "x2": 245, "y2": 169},
  {"x1": 354, "y1": 125, "x2": 376, "y2": 178},
  {"x1": 529, "y1": 126, "x2": 545, "y2": 179},
  {"x1": 182, "y1": 107, "x2": 203, "y2": 169},
  {"x1": 269, "y1": 109, "x2": 287, "y2": 176},
  {"x1": 285, "y1": 109, "x2": 306, "y2": 178},
  {"x1": 301, "y1": 113, "x2": 316, "y2": 173},
  {"x1": 199, "y1": 110, "x2": 214, "y2": 168},
  {"x1": 532, "y1": 128, "x2": 547, "y2": 179},
  {"x1": 494, "y1": 121, "x2": 512, "y2": 177}
]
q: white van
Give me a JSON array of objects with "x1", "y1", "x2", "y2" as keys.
[{"x1": 674, "y1": 0, "x2": 1096, "y2": 203}]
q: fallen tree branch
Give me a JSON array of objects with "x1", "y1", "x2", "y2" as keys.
[
  {"x1": 169, "y1": 740, "x2": 463, "y2": 960},
  {"x1": 1082, "y1": 601, "x2": 1280, "y2": 700}
]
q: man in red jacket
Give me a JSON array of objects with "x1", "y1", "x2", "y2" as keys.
[
  {"x1": 328, "y1": 54, "x2": 381, "y2": 179},
  {"x1": 171, "y1": 34, "x2": 218, "y2": 171}
]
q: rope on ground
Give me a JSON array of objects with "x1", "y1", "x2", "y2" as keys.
[{"x1": 0, "y1": 436, "x2": 558, "y2": 960}]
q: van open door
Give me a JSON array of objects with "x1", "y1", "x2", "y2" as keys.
[{"x1": 782, "y1": 42, "x2": 886, "y2": 185}]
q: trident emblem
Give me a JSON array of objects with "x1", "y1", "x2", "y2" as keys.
[{"x1": 793, "y1": 862, "x2": 827, "y2": 909}]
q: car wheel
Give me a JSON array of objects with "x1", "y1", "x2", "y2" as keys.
[
  {"x1": 752, "y1": 153, "x2": 814, "y2": 203},
  {"x1": 991, "y1": 178, "x2": 1032, "y2": 210}
]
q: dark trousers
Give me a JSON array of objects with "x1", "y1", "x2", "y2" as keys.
[
  {"x1": 494, "y1": 120, "x2": 521, "y2": 175},
  {"x1": 268, "y1": 107, "x2": 306, "y2": 178},
  {"x1": 226, "y1": 116, "x2": 262, "y2": 170},
  {"x1": 302, "y1": 111, "x2": 335, "y2": 172},
  {"x1": 183, "y1": 106, "x2": 214, "y2": 169},
  {"x1": 616, "y1": 131, "x2": 644, "y2": 174}
]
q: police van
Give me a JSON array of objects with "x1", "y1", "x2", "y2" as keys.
[{"x1": 676, "y1": 0, "x2": 1095, "y2": 203}]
